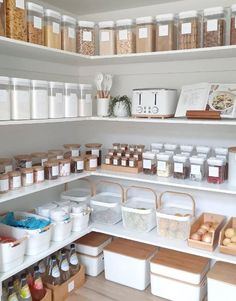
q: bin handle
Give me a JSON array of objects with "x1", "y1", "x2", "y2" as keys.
[
  {"x1": 10, "y1": 236, "x2": 28, "y2": 248},
  {"x1": 158, "y1": 191, "x2": 196, "y2": 216},
  {"x1": 124, "y1": 186, "x2": 160, "y2": 209},
  {"x1": 64, "y1": 178, "x2": 94, "y2": 196},
  {"x1": 94, "y1": 180, "x2": 124, "y2": 203},
  {"x1": 39, "y1": 225, "x2": 51, "y2": 234}
]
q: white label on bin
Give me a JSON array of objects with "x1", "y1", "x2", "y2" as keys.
[
  {"x1": 85, "y1": 94, "x2": 92, "y2": 103},
  {"x1": 174, "y1": 162, "x2": 183, "y2": 173},
  {"x1": 77, "y1": 160, "x2": 84, "y2": 170},
  {"x1": 34, "y1": 16, "x2": 42, "y2": 29},
  {"x1": 72, "y1": 149, "x2": 79, "y2": 157},
  {"x1": 207, "y1": 19, "x2": 218, "y2": 32},
  {"x1": 119, "y1": 29, "x2": 128, "y2": 40},
  {"x1": 159, "y1": 25, "x2": 169, "y2": 37},
  {"x1": 0, "y1": 179, "x2": 9, "y2": 191},
  {"x1": 26, "y1": 161, "x2": 32, "y2": 168},
  {"x1": 5, "y1": 165, "x2": 13, "y2": 172},
  {"x1": 16, "y1": 0, "x2": 24, "y2": 9},
  {"x1": 13, "y1": 176, "x2": 21, "y2": 188},
  {"x1": 139, "y1": 27, "x2": 148, "y2": 39},
  {"x1": 129, "y1": 160, "x2": 134, "y2": 167},
  {"x1": 90, "y1": 159, "x2": 97, "y2": 168},
  {"x1": 68, "y1": 280, "x2": 75, "y2": 293},
  {"x1": 92, "y1": 149, "x2": 99, "y2": 156},
  {"x1": 209, "y1": 166, "x2": 219, "y2": 177},
  {"x1": 56, "y1": 93, "x2": 63, "y2": 103},
  {"x1": 53, "y1": 22, "x2": 60, "y2": 34},
  {"x1": 158, "y1": 161, "x2": 166, "y2": 171},
  {"x1": 26, "y1": 173, "x2": 33, "y2": 184},
  {"x1": 101, "y1": 31, "x2": 110, "y2": 42},
  {"x1": 52, "y1": 266, "x2": 60, "y2": 278},
  {"x1": 52, "y1": 165, "x2": 59, "y2": 176},
  {"x1": 113, "y1": 158, "x2": 118, "y2": 165},
  {"x1": 37, "y1": 170, "x2": 44, "y2": 182},
  {"x1": 83, "y1": 31, "x2": 92, "y2": 41},
  {"x1": 143, "y1": 159, "x2": 151, "y2": 169},
  {"x1": 0, "y1": 90, "x2": 8, "y2": 102},
  {"x1": 181, "y1": 22, "x2": 191, "y2": 34},
  {"x1": 69, "y1": 27, "x2": 75, "y2": 39},
  {"x1": 191, "y1": 164, "x2": 201, "y2": 175}
]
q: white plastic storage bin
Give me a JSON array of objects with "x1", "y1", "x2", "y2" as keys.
[
  {"x1": 70, "y1": 209, "x2": 91, "y2": 232},
  {"x1": 208, "y1": 262, "x2": 236, "y2": 301},
  {"x1": 31, "y1": 80, "x2": 49, "y2": 119},
  {"x1": 51, "y1": 219, "x2": 72, "y2": 242},
  {"x1": 48, "y1": 81, "x2": 65, "y2": 118},
  {"x1": 90, "y1": 181, "x2": 124, "y2": 225},
  {"x1": 0, "y1": 223, "x2": 27, "y2": 272},
  {"x1": 0, "y1": 212, "x2": 52, "y2": 256},
  {"x1": 0, "y1": 76, "x2": 10, "y2": 121},
  {"x1": 11, "y1": 78, "x2": 31, "y2": 120},
  {"x1": 65, "y1": 83, "x2": 78, "y2": 118},
  {"x1": 104, "y1": 238, "x2": 157, "y2": 290},
  {"x1": 150, "y1": 249, "x2": 209, "y2": 301},
  {"x1": 78, "y1": 252, "x2": 104, "y2": 277},
  {"x1": 122, "y1": 186, "x2": 159, "y2": 232}
]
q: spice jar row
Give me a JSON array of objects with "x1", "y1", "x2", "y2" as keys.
[{"x1": 0, "y1": 76, "x2": 92, "y2": 121}]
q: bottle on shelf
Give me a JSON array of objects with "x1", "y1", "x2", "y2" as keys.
[
  {"x1": 68, "y1": 243, "x2": 80, "y2": 276},
  {"x1": 31, "y1": 266, "x2": 46, "y2": 301},
  {"x1": 26, "y1": 269, "x2": 34, "y2": 288},
  {"x1": 46, "y1": 255, "x2": 61, "y2": 286},
  {"x1": 18, "y1": 274, "x2": 32, "y2": 301},
  {"x1": 6, "y1": 281, "x2": 19, "y2": 301},
  {"x1": 13, "y1": 275, "x2": 20, "y2": 295},
  {"x1": 38, "y1": 259, "x2": 46, "y2": 280},
  {"x1": 59, "y1": 249, "x2": 71, "y2": 282}
]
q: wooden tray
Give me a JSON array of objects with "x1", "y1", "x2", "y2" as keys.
[
  {"x1": 219, "y1": 217, "x2": 236, "y2": 256},
  {"x1": 101, "y1": 161, "x2": 143, "y2": 174},
  {"x1": 188, "y1": 212, "x2": 226, "y2": 252},
  {"x1": 186, "y1": 110, "x2": 221, "y2": 120}
]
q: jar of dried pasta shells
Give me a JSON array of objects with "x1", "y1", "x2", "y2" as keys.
[
  {"x1": 44, "y1": 9, "x2": 61, "y2": 49},
  {"x1": 62, "y1": 15, "x2": 76, "y2": 52},
  {"x1": 27, "y1": 2, "x2": 44, "y2": 45},
  {"x1": 116, "y1": 19, "x2": 135, "y2": 54},
  {"x1": 136, "y1": 16, "x2": 155, "y2": 53},
  {"x1": 156, "y1": 13, "x2": 176, "y2": 51},
  {"x1": 77, "y1": 21, "x2": 95, "y2": 56}
]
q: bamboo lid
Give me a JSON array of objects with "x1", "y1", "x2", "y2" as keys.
[
  {"x1": 75, "y1": 232, "x2": 112, "y2": 247},
  {"x1": 14, "y1": 155, "x2": 32, "y2": 161},
  {"x1": 21, "y1": 168, "x2": 34, "y2": 174},
  {"x1": 229, "y1": 147, "x2": 236, "y2": 153},
  {"x1": 31, "y1": 152, "x2": 48, "y2": 158},
  {"x1": 208, "y1": 262, "x2": 236, "y2": 285},
  {"x1": 0, "y1": 158, "x2": 12, "y2": 164},
  {"x1": 104, "y1": 238, "x2": 157, "y2": 260},
  {"x1": 85, "y1": 143, "x2": 102, "y2": 149},
  {"x1": 64, "y1": 144, "x2": 81, "y2": 149}
]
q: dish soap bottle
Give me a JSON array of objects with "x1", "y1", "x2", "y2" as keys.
[{"x1": 68, "y1": 244, "x2": 80, "y2": 275}]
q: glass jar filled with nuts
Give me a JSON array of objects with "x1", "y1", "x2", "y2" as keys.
[
  {"x1": 116, "y1": 19, "x2": 135, "y2": 54},
  {"x1": 77, "y1": 21, "x2": 95, "y2": 56}
]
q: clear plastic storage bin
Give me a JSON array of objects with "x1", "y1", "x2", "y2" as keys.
[
  {"x1": 27, "y1": 2, "x2": 44, "y2": 45},
  {"x1": 116, "y1": 19, "x2": 135, "y2": 54},
  {"x1": 136, "y1": 16, "x2": 155, "y2": 53},
  {"x1": 99, "y1": 21, "x2": 115, "y2": 56},
  {"x1": 65, "y1": 83, "x2": 78, "y2": 118},
  {"x1": 122, "y1": 186, "x2": 159, "y2": 232},
  {"x1": 62, "y1": 15, "x2": 76, "y2": 52},
  {"x1": 48, "y1": 82, "x2": 65, "y2": 118},
  {"x1": 44, "y1": 9, "x2": 61, "y2": 49},
  {"x1": 0, "y1": 76, "x2": 10, "y2": 121},
  {"x1": 31, "y1": 80, "x2": 48, "y2": 119},
  {"x1": 156, "y1": 14, "x2": 176, "y2": 51},
  {"x1": 90, "y1": 181, "x2": 124, "y2": 224},
  {"x1": 11, "y1": 78, "x2": 30, "y2": 120},
  {"x1": 78, "y1": 84, "x2": 93, "y2": 117},
  {"x1": 77, "y1": 21, "x2": 95, "y2": 56}
]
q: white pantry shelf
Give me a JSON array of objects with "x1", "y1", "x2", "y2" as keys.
[{"x1": 1, "y1": 36, "x2": 236, "y2": 65}]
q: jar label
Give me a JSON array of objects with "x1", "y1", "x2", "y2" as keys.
[
  {"x1": 5, "y1": 164, "x2": 13, "y2": 172},
  {"x1": 13, "y1": 176, "x2": 21, "y2": 188},
  {"x1": 143, "y1": 159, "x2": 151, "y2": 169},
  {"x1": 83, "y1": 31, "x2": 92, "y2": 41},
  {"x1": 16, "y1": 0, "x2": 24, "y2": 9},
  {"x1": 113, "y1": 159, "x2": 118, "y2": 165},
  {"x1": 105, "y1": 158, "x2": 110, "y2": 164},
  {"x1": 139, "y1": 27, "x2": 148, "y2": 39},
  {"x1": 52, "y1": 165, "x2": 59, "y2": 176},
  {"x1": 57, "y1": 155, "x2": 63, "y2": 160},
  {"x1": 61, "y1": 259, "x2": 69, "y2": 271},
  {"x1": 174, "y1": 162, "x2": 183, "y2": 173},
  {"x1": 0, "y1": 179, "x2": 9, "y2": 192},
  {"x1": 0, "y1": 90, "x2": 8, "y2": 102},
  {"x1": 119, "y1": 29, "x2": 128, "y2": 40},
  {"x1": 209, "y1": 166, "x2": 219, "y2": 177},
  {"x1": 159, "y1": 25, "x2": 169, "y2": 37},
  {"x1": 68, "y1": 280, "x2": 75, "y2": 293},
  {"x1": 92, "y1": 149, "x2": 99, "y2": 156},
  {"x1": 207, "y1": 19, "x2": 218, "y2": 32},
  {"x1": 26, "y1": 173, "x2": 33, "y2": 184},
  {"x1": 34, "y1": 16, "x2": 42, "y2": 29},
  {"x1": 121, "y1": 160, "x2": 126, "y2": 166},
  {"x1": 191, "y1": 164, "x2": 201, "y2": 175},
  {"x1": 129, "y1": 160, "x2": 134, "y2": 167},
  {"x1": 85, "y1": 94, "x2": 92, "y2": 103},
  {"x1": 53, "y1": 22, "x2": 60, "y2": 34},
  {"x1": 90, "y1": 159, "x2": 97, "y2": 168},
  {"x1": 37, "y1": 170, "x2": 44, "y2": 182},
  {"x1": 77, "y1": 160, "x2": 84, "y2": 170},
  {"x1": 181, "y1": 22, "x2": 191, "y2": 34},
  {"x1": 72, "y1": 149, "x2": 79, "y2": 157},
  {"x1": 41, "y1": 158, "x2": 47, "y2": 165},
  {"x1": 158, "y1": 161, "x2": 167, "y2": 171},
  {"x1": 26, "y1": 161, "x2": 32, "y2": 168},
  {"x1": 70, "y1": 253, "x2": 79, "y2": 265},
  {"x1": 20, "y1": 284, "x2": 31, "y2": 298},
  {"x1": 52, "y1": 266, "x2": 60, "y2": 278},
  {"x1": 69, "y1": 27, "x2": 75, "y2": 39},
  {"x1": 101, "y1": 31, "x2": 110, "y2": 42}
]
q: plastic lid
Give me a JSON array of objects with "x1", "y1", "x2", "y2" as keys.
[
  {"x1": 98, "y1": 21, "x2": 115, "y2": 28},
  {"x1": 136, "y1": 16, "x2": 154, "y2": 25},
  {"x1": 78, "y1": 84, "x2": 92, "y2": 90},
  {"x1": 50, "y1": 208, "x2": 69, "y2": 221},
  {"x1": 156, "y1": 152, "x2": 172, "y2": 161},
  {"x1": 190, "y1": 156, "x2": 205, "y2": 164},
  {"x1": 179, "y1": 10, "x2": 198, "y2": 19},
  {"x1": 62, "y1": 15, "x2": 76, "y2": 25},
  {"x1": 64, "y1": 144, "x2": 81, "y2": 149},
  {"x1": 156, "y1": 13, "x2": 175, "y2": 22},
  {"x1": 49, "y1": 82, "x2": 64, "y2": 89},
  {"x1": 215, "y1": 147, "x2": 228, "y2": 155},
  {"x1": 45, "y1": 9, "x2": 61, "y2": 19},
  {"x1": 164, "y1": 143, "x2": 178, "y2": 150},
  {"x1": 43, "y1": 160, "x2": 58, "y2": 167},
  {"x1": 21, "y1": 168, "x2": 34, "y2": 174},
  {"x1": 48, "y1": 149, "x2": 64, "y2": 155},
  {"x1": 78, "y1": 20, "x2": 95, "y2": 28},
  {"x1": 143, "y1": 152, "x2": 156, "y2": 160},
  {"x1": 180, "y1": 145, "x2": 194, "y2": 152},
  {"x1": 65, "y1": 83, "x2": 78, "y2": 90},
  {"x1": 207, "y1": 157, "x2": 225, "y2": 166},
  {"x1": 204, "y1": 6, "x2": 224, "y2": 16},
  {"x1": 85, "y1": 143, "x2": 102, "y2": 149},
  {"x1": 196, "y1": 146, "x2": 211, "y2": 154},
  {"x1": 91, "y1": 194, "x2": 121, "y2": 208},
  {"x1": 14, "y1": 154, "x2": 32, "y2": 161},
  {"x1": 31, "y1": 80, "x2": 48, "y2": 88},
  {"x1": 11, "y1": 78, "x2": 30, "y2": 86},
  {"x1": 0, "y1": 76, "x2": 10, "y2": 85},
  {"x1": 31, "y1": 152, "x2": 48, "y2": 158},
  {"x1": 0, "y1": 173, "x2": 9, "y2": 180},
  {"x1": 27, "y1": 2, "x2": 44, "y2": 14},
  {"x1": 116, "y1": 19, "x2": 133, "y2": 27},
  {"x1": 173, "y1": 155, "x2": 188, "y2": 163}
]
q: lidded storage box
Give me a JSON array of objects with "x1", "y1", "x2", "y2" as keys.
[
  {"x1": 11, "y1": 78, "x2": 30, "y2": 120},
  {"x1": 104, "y1": 238, "x2": 157, "y2": 290},
  {"x1": 122, "y1": 186, "x2": 158, "y2": 232},
  {"x1": 44, "y1": 9, "x2": 61, "y2": 49},
  {"x1": 50, "y1": 208, "x2": 72, "y2": 242},
  {"x1": 156, "y1": 14, "x2": 176, "y2": 51},
  {"x1": 62, "y1": 15, "x2": 76, "y2": 52},
  {"x1": 64, "y1": 83, "x2": 78, "y2": 118},
  {"x1": 27, "y1": 2, "x2": 44, "y2": 45},
  {"x1": 77, "y1": 21, "x2": 95, "y2": 56},
  {"x1": 150, "y1": 249, "x2": 209, "y2": 301},
  {"x1": 31, "y1": 80, "x2": 48, "y2": 119},
  {"x1": 136, "y1": 16, "x2": 155, "y2": 53},
  {"x1": 48, "y1": 81, "x2": 65, "y2": 118},
  {"x1": 116, "y1": 19, "x2": 135, "y2": 54},
  {"x1": 98, "y1": 21, "x2": 115, "y2": 56},
  {"x1": 156, "y1": 152, "x2": 173, "y2": 177},
  {"x1": 156, "y1": 191, "x2": 195, "y2": 240},
  {"x1": 90, "y1": 181, "x2": 124, "y2": 225},
  {"x1": 0, "y1": 76, "x2": 10, "y2": 121},
  {"x1": 78, "y1": 84, "x2": 93, "y2": 117}
]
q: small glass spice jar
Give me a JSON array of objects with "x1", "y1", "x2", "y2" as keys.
[
  {"x1": 120, "y1": 144, "x2": 128, "y2": 151},
  {"x1": 113, "y1": 143, "x2": 120, "y2": 150},
  {"x1": 136, "y1": 16, "x2": 155, "y2": 53},
  {"x1": 113, "y1": 156, "x2": 121, "y2": 166},
  {"x1": 164, "y1": 143, "x2": 178, "y2": 154},
  {"x1": 8, "y1": 171, "x2": 21, "y2": 190},
  {"x1": 129, "y1": 144, "x2": 137, "y2": 152},
  {"x1": 85, "y1": 143, "x2": 102, "y2": 166},
  {"x1": 33, "y1": 166, "x2": 45, "y2": 184},
  {"x1": 207, "y1": 157, "x2": 225, "y2": 184},
  {"x1": 117, "y1": 149, "x2": 124, "y2": 158},
  {"x1": 129, "y1": 157, "x2": 137, "y2": 168},
  {"x1": 31, "y1": 152, "x2": 48, "y2": 166},
  {"x1": 108, "y1": 149, "x2": 115, "y2": 156},
  {"x1": 0, "y1": 173, "x2": 9, "y2": 194},
  {"x1": 196, "y1": 146, "x2": 211, "y2": 158},
  {"x1": 143, "y1": 152, "x2": 157, "y2": 175},
  {"x1": 121, "y1": 156, "x2": 128, "y2": 167},
  {"x1": 48, "y1": 150, "x2": 64, "y2": 160},
  {"x1": 21, "y1": 168, "x2": 34, "y2": 187},
  {"x1": 71, "y1": 157, "x2": 84, "y2": 173},
  {"x1": 125, "y1": 151, "x2": 131, "y2": 159},
  {"x1": 0, "y1": 158, "x2": 13, "y2": 174},
  {"x1": 133, "y1": 151, "x2": 142, "y2": 161},
  {"x1": 44, "y1": 160, "x2": 59, "y2": 180},
  {"x1": 190, "y1": 156, "x2": 205, "y2": 182},
  {"x1": 84, "y1": 155, "x2": 97, "y2": 171},
  {"x1": 105, "y1": 155, "x2": 113, "y2": 165},
  {"x1": 156, "y1": 153, "x2": 173, "y2": 177},
  {"x1": 58, "y1": 159, "x2": 71, "y2": 177},
  {"x1": 14, "y1": 155, "x2": 32, "y2": 169},
  {"x1": 180, "y1": 145, "x2": 194, "y2": 156},
  {"x1": 137, "y1": 144, "x2": 145, "y2": 153},
  {"x1": 173, "y1": 155, "x2": 190, "y2": 179},
  {"x1": 151, "y1": 143, "x2": 163, "y2": 152},
  {"x1": 64, "y1": 144, "x2": 81, "y2": 158}
]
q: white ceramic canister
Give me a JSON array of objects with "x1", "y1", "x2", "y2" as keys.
[
  {"x1": 78, "y1": 84, "x2": 93, "y2": 117},
  {"x1": 65, "y1": 83, "x2": 78, "y2": 118},
  {"x1": 48, "y1": 82, "x2": 65, "y2": 118},
  {"x1": 0, "y1": 77, "x2": 10, "y2": 121},
  {"x1": 31, "y1": 80, "x2": 49, "y2": 119},
  {"x1": 97, "y1": 98, "x2": 110, "y2": 117},
  {"x1": 228, "y1": 147, "x2": 236, "y2": 186}
]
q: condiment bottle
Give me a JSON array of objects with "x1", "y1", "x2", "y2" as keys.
[
  {"x1": 85, "y1": 143, "x2": 102, "y2": 166},
  {"x1": 207, "y1": 157, "x2": 225, "y2": 184},
  {"x1": 71, "y1": 157, "x2": 84, "y2": 173},
  {"x1": 58, "y1": 159, "x2": 71, "y2": 177},
  {"x1": 121, "y1": 157, "x2": 128, "y2": 167},
  {"x1": 68, "y1": 244, "x2": 80, "y2": 276},
  {"x1": 164, "y1": 143, "x2": 178, "y2": 154},
  {"x1": 59, "y1": 250, "x2": 70, "y2": 282},
  {"x1": 19, "y1": 273, "x2": 32, "y2": 301},
  {"x1": 113, "y1": 143, "x2": 120, "y2": 150},
  {"x1": 84, "y1": 155, "x2": 97, "y2": 171},
  {"x1": 7, "y1": 281, "x2": 19, "y2": 301},
  {"x1": 113, "y1": 156, "x2": 121, "y2": 166},
  {"x1": 31, "y1": 266, "x2": 46, "y2": 301},
  {"x1": 105, "y1": 155, "x2": 113, "y2": 165},
  {"x1": 129, "y1": 157, "x2": 137, "y2": 168},
  {"x1": 44, "y1": 161, "x2": 59, "y2": 180},
  {"x1": 47, "y1": 255, "x2": 61, "y2": 286}
]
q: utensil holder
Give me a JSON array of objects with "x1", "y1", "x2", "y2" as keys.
[{"x1": 97, "y1": 98, "x2": 110, "y2": 117}]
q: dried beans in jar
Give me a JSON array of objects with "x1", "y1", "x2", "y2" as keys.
[
  {"x1": 27, "y1": 2, "x2": 44, "y2": 45},
  {"x1": 136, "y1": 16, "x2": 155, "y2": 53},
  {"x1": 116, "y1": 19, "x2": 135, "y2": 54},
  {"x1": 77, "y1": 21, "x2": 95, "y2": 56},
  {"x1": 156, "y1": 14, "x2": 176, "y2": 51}
]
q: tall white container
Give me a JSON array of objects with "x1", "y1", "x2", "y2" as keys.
[
  {"x1": 31, "y1": 80, "x2": 49, "y2": 119},
  {"x1": 228, "y1": 147, "x2": 236, "y2": 186},
  {"x1": 0, "y1": 77, "x2": 10, "y2": 121},
  {"x1": 11, "y1": 78, "x2": 31, "y2": 120},
  {"x1": 65, "y1": 83, "x2": 78, "y2": 118},
  {"x1": 78, "y1": 84, "x2": 93, "y2": 117},
  {"x1": 48, "y1": 82, "x2": 65, "y2": 118}
]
